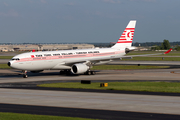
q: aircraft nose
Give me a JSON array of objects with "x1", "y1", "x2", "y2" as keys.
[{"x1": 7, "y1": 62, "x2": 11, "y2": 67}]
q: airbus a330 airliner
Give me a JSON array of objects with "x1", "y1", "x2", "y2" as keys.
[{"x1": 8, "y1": 20, "x2": 172, "y2": 78}]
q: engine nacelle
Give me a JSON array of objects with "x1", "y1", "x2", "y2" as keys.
[{"x1": 71, "y1": 64, "x2": 89, "y2": 74}]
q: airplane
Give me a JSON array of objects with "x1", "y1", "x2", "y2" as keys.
[{"x1": 7, "y1": 20, "x2": 172, "y2": 78}]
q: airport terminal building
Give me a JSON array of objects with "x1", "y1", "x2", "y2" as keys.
[{"x1": 0, "y1": 44, "x2": 95, "y2": 52}]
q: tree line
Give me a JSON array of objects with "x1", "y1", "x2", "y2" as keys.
[
  {"x1": 150, "y1": 39, "x2": 171, "y2": 50},
  {"x1": 133, "y1": 39, "x2": 180, "y2": 51}
]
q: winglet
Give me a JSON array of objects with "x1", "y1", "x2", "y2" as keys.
[{"x1": 164, "y1": 48, "x2": 172, "y2": 54}]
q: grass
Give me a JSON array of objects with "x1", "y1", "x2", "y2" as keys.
[
  {"x1": 0, "y1": 112, "x2": 98, "y2": 120},
  {"x1": 92, "y1": 65, "x2": 169, "y2": 70},
  {"x1": 126, "y1": 51, "x2": 180, "y2": 56},
  {"x1": 0, "y1": 64, "x2": 11, "y2": 69},
  {"x1": 122, "y1": 57, "x2": 180, "y2": 61},
  {"x1": 0, "y1": 56, "x2": 13, "y2": 59},
  {"x1": 38, "y1": 82, "x2": 180, "y2": 93}
]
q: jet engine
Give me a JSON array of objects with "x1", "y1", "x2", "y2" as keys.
[{"x1": 71, "y1": 64, "x2": 89, "y2": 74}]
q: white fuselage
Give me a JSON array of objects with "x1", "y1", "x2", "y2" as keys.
[
  {"x1": 9, "y1": 48, "x2": 126, "y2": 71},
  {"x1": 8, "y1": 20, "x2": 137, "y2": 74}
]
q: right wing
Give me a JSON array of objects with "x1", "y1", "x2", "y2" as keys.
[
  {"x1": 122, "y1": 48, "x2": 172, "y2": 58},
  {"x1": 53, "y1": 48, "x2": 173, "y2": 69},
  {"x1": 108, "y1": 48, "x2": 177, "y2": 67}
]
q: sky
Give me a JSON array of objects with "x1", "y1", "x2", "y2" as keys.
[{"x1": 0, "y1": 0, "x2": 180, "y2": 43}]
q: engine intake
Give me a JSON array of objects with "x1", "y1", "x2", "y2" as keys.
[{"x1": 71, "y1": 64, "x2": 89, "y2": 74}]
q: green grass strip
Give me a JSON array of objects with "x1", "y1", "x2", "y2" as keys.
[
  {"x1": 38, "y1": 82, "x2": 180, "y2": 93},
  {"x1": 0, "y1": 112, "x2": 98, "y2": 120},
  {"x1": 122, "y1": 57, "x2": 180, "y2": 61},
  {"x1": 0, "y1": 56, "x2": 13, "y2": 59},
  {"x1": 92, "y1": 65, "x2": 169, "y2": 70},
  {"x1": 127, "y1": 51, "x2": 180, "y2": 56},
  {"x1": 0, "y1": 64, "x2": 11, "y2": 69}
]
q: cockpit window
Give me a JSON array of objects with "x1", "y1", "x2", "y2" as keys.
[{"x1": 11, "y1": 58, "x2": 20, "y2": 61}]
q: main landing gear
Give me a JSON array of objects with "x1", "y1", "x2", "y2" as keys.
[
  {"x1": 59, "y1": 70, "x2": 72, "y2": 75},
  {"x1": 59, "y1": 70, "x2": 96, "y2": 75},
  {"x1": 84, "y1": 70, "x2": 96, "y2": 75},
  {"x1": 22, "y1": 70, "x2": 28, "y2": 78}
]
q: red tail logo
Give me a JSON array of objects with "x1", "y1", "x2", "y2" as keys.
[{"x1": 117, "y1": 28, "x2": 135, "y2": 43}]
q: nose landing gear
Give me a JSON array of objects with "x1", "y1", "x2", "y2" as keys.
[{"x1": 22, "y1": 70, "x2": 28, "y2": 78}]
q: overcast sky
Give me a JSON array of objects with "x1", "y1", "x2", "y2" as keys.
[{"x1": 0, "y1": 0, "x2": 179, "y2": 43}]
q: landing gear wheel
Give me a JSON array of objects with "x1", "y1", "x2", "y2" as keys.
[
  {"x1": 60, "y1": 70, "x2": 72, "y2": 75},
  {"x1": 23, "y1": 74, "x2": 28, "y2": 78},
  {"x1": 59, "y1": 70, "x2": 65, "y2": 75},
  {"x1": 84, "y1": 70, "x2": 96, "y2": 75},
  {"x1": 87, "y1": 71, "x2": 91, "y2": 75},
  {"x1": 22, "y1": 70, "x2": 28, "y2": 78},
  {"x1": 91, "y1": 71, "x2": 96, "y2": 75},
  {"x1": 84, "y1": 71, "x2": 92, "y2": 75}
]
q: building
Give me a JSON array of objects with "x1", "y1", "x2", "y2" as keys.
[{"x1": 0, "y1": 44, "x2": 95, "y2": 52}]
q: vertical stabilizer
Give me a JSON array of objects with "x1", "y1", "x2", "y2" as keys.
[{"x1": 111, "y1": 20, "x2": 136, "y2": 49}]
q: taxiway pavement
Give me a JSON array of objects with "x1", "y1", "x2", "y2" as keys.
[
  {"x1": 1, "y1": 68, "x2": 180, "y2": 83},
  {"x1": 0, "y1": 59, "x2": 9, "y2": 64},
  {"x1": 1, "y1": 69, "x2": 180, "y2": 119},
  {"x1": 1, "y1": 88, "x2": 180, "y2": 115}
]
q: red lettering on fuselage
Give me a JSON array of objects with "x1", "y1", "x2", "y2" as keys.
[{"x1": 14, "y1": 51, "x2": 124, "y2": 63}]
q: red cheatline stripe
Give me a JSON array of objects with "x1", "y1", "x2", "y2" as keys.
[
  {"x1": 14, "y1": 51, "x2": 126, "y2": 63},
  {"x1": 117, "y1": 41, "x2": 132, "y2": 43}
]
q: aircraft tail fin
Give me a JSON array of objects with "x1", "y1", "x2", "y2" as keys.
[{"x1": 111, "y1": 20, "x2": 136, "y2": 49}]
